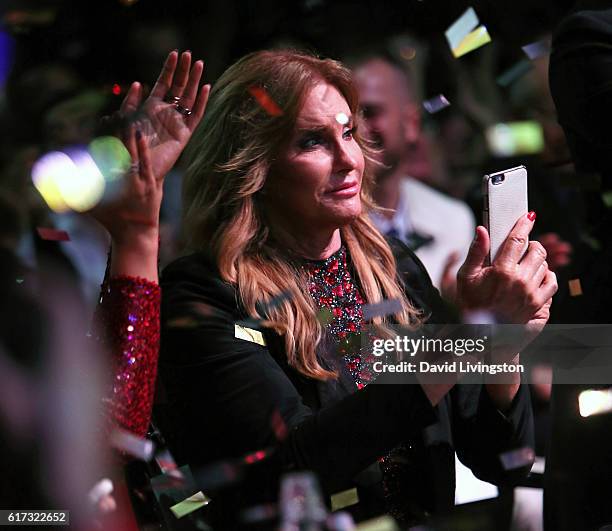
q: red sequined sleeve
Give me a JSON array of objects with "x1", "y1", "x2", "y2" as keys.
[{"x1": 94, "y1": 275, "x2": 161, "y2": 437}]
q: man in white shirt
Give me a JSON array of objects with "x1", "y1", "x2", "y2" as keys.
[{"x1": 354, "y1": 56, "x2": 476, "y2": 297}]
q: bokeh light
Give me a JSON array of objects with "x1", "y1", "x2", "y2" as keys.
[{"x1": 579, "y1": 389, "x2": 612, "y2": 418}]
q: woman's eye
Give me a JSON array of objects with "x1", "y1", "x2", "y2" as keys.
[
  {"x1": 343, "y1": 126, "x2": 357, "y2": 140},
  {"x1": 299, "y1": 134, "x2": 323, "y2": 150}
]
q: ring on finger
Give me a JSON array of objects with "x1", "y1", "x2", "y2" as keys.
[
  {"x1": 128, "y1": 161, "x2": 141, "y2": 174},
  {"x1": 164, "y1": 94, "x2": 181, "y2": 105},
  {"x1": 175, "y1": 104, "x2": 192, "y2": 116}
]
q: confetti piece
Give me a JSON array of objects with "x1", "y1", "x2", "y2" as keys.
[
  {"x1": 110, "y1": 428, "x2": 155, "y2": 461},
  {"x1": 355, "y1": 515, "x2": 399, "y2": 531},
  {"x1": 362, "y1": 298, "x2": 402, "y2": 320},
  {"x1": 496, "y1": 59, "x2": 533, "y2": 87},
  {"x1": 271, "y1": 409, "x2": 288, "y2": 441},
  {"x1": 499, "y1": 447, "x2": 535, "y2": 471},
  {"x1": 578, "y1": 388, "x2": 612, "y2": 417},
  {"x1": 170, "y1": 491, "x2": 211, "y2": 519},
  {"x1": 335, "y1": 112, "x2": 349, "y2": 125},
  {"x1": 155, "y1": 448, "x2": 184, "y2": 480},
  {"x1": 88, "y1": 478, "x2": 114, "y2": 505},
  {"x1": 423, "y1": 94, "x2": 450, "y2": 114},
  {"x1": 235, "y1": 324, "x2": 266, "y2": 346},
  {"x1": 331, "y1": 487, "x2": 359, "y2": 512},
  {"x1": 36, "y1": 227, "x2": 70, "y2": 241},
  {"x1": 327, "y1": 512, "x2": 357, "y2": 530},
  {"x1": 568, "y1": 278, "x2": 583, "y2": 297},
  {"x1": 522, "y1": 40, "x2": 550, "y2": 60},
  {"x1": 248, "y1": 86, "x2": 283, "y2": 116},
  {"x1": 452, "y1": 25, "x2": 492, "y2": 58},
  {"x1": 445, "y1": 7, "x2": 479, "y2": 52}
]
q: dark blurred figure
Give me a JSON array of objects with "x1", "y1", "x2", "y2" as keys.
[{"x1": 546, "y1": 2, "x2": 612, "y2": 530}]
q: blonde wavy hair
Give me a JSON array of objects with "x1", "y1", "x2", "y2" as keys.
[{"x1": 183, "y1": 49, "x2": 422, "y2": 380}]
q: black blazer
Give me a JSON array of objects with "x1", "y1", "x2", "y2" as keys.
[{"x1": 157, "y1": 241, "x2": 533, "y2": 520}]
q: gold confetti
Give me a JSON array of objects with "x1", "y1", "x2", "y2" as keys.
[
  {"x1": 568, "y1": 278, "x2": 582, "y2": 297},
  {"x1": 235, "y1": 324, "x2": 266, "y2": 346},
  {"x1": 170, "y1": 491, "x2": 211, "y2": 519},
  {"x1": 331, "y1": 487, "x2": 359, "y2": 512}
]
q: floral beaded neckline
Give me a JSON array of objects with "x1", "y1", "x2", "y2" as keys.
[{"x1": 302, "y1": 246, "x2": 378, "y2": 388}]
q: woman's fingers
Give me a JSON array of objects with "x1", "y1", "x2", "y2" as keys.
[
  {"x1": 120, "y1": 82, "x2": 142, "y2": 115},
  {"x1": 495, "y1": 213, "x2": 535, "y2": 268},
  {"x1": 124, "y1": 122, "x2": 139, "y2": 165},
  {"x1": 519, "y1": 240, "x2": 547, "y2": 275},
  {"x1": 150, "y1": 51, "x2": 179, "y2": 99},
  {"x1": 166, "y1": 51, "x2": 192, "y2": 101},
  {"x1": 180, "y1": 60, "x2": 204, "y2": 110},
  {"x1": 529, "y1": 260, "x2": 548, "y2": 290},
  {"x1": 136, "y1": 126, "x2": 155, "y2": 185},
  {"x1": 187, "y1": 83, "x2": 211, "y2": 129}
]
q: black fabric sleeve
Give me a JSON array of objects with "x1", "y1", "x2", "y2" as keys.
[
  {"x1": 158, "y1": 256, "x2": 437, "y2": 494},
  {"x1": 451, "y1": 383, "x2": 535, "y2": 485}
]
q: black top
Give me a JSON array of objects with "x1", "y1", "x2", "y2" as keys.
[{"x1": 156, "y1": 240, "x2": 533, "y2": 524}]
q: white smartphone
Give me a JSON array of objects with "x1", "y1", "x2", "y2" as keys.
[{"x1": 482, "y1": 165, "x2": 528, "y2": 265}]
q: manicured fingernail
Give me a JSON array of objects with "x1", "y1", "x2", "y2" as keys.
[
  {"x1": 136, "y1": 129, "x2": 142, "y2": 140},
  {"x1": 185, "y1": 49, "x2": 192, "y2": 54},
  {"x1": 527, "y1": 211, "x2": 536, "y2": 222}
]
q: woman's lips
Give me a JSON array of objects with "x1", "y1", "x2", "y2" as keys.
[{"x1": 325, "y1": 182, "x2": 360, "y2": 197}]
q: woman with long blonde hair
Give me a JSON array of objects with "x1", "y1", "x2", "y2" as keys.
[{"x1": 135, "y1": 49, "x2": 557, "y2": 525}]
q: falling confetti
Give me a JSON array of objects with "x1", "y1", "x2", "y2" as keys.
[
  {"x1": 568, "y1": 278, "x2": 583, "y2": 297},
  {"x1": 445, "y1": 7, "x2": 491, "y2": 58},
  {"x1": 170, "y1": 491, "x2": 211, "y2": 519},
  {"x1": 522, "y1": 40, "x2": 550, "y2": 60},
  {"x1": 110, "y1": 428, "x2": 155, "y2": 461},
  {"x1": 499, "y1": 447, "x2": 535, "y2": 471},
  {"x1": 36, "y1": 227, "x2": 70, "y2": 241},
  {"x1": 330, "y1": 487, "x2": 359, "y2": 512},
  {"x1": 248, "y1": 86, "x2": 283, "y2": 116},
  {"x1": 423, "y1": 94, "x2": 450, "y2": 114}
]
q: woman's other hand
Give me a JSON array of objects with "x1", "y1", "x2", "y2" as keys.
[
  {"x1": 456, "y1": 213, "x2": 558, "y2": 332},
  {"x1": 120, "y1": 50, "x2": 210, "y2": 181}
]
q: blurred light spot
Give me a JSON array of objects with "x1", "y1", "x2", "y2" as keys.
[
  {"x1": 32, "y1": 151, "x2": 75, "y2": 213},
  {"x1": 88, "y1": 136, "x2": 131, "y2": 183},
  {"x1": 335, "y1": 112, "x2": 349, "y2": 125},
  {"x1": 579, "y1": 389, "x2": 612, "y2": 417},
  {"x1": 399, "y1": 47, "x2": 416, "y2": 61},
  {"x1": 485, "y1": 121, "x2": 544, "y2": 157},
  {"x1": 112, "y1": 83, "x2": 121, "y2": 96},
  {"x1": 62, "y1": 148, "x2": 106, "y2": 211}
]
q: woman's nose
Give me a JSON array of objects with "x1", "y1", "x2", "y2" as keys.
[{"x1": 333, "y1": 138, "x2": 357, "y2": 173}]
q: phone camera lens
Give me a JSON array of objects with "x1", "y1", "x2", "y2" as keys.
[{"x1": 492, "y1": 174, "x2": 505, "y2": 185}]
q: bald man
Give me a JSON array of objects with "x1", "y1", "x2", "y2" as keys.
[{"x1": 354, "y1": 57, "x2": 476, "y2": 297}]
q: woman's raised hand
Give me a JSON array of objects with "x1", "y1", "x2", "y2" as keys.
[
  {"x1": 456, "y1": 213, "x2": 558, "y2": 331},
  {"x1": 120, "y1": 50, "x2": 210, "y2": 181}
]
